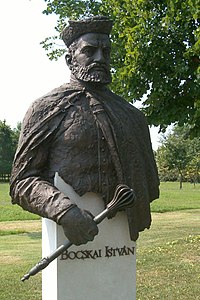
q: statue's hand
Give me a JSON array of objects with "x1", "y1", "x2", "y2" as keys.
[{"x1": 59, "y1": 206, "x2": 99, "y2": 245}]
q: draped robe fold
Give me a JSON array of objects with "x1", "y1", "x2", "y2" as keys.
[{"x1": 10, "y1": 82, "x2": 159, "y2": 241}]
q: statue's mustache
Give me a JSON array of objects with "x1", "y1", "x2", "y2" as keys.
[{"x1": 87, "y1": 63, "x2": 110, "y2": 73}]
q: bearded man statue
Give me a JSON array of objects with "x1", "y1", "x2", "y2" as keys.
[{"x1": 10, "y1": 16, "x2": 159, "y2": 244}]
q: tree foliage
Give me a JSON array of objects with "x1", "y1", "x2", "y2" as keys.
[
  {"x1": 156, "y1": 125, "x2": 200, "y2": 187},
  {"x1": 41, "y1": 0, "x2": 200, "y2": 136},
  {"x1": 0, "y1": 120, "x2": 20, "y2": 178}
]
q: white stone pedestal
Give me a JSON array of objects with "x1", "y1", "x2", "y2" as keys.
[{"x1": 42, "y1": 173, "x2": 136, "y2": 300}]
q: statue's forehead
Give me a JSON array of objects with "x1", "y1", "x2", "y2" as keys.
[{"x1": 77, "y1": 33, "x2": 111, "y2": 47}]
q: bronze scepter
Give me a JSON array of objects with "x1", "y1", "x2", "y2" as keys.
[{"x1": 21, "y1": 184, "x2": 136, "y2": 282}]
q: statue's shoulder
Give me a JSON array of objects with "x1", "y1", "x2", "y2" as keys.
[
  {"x1": 30, "y1": 83, "x2": 72, "y2": 111},
  {"x1": 108, "y1": 89, "x2": 146, "y2": 120},
  {"x1": 23, "y1": 83, "x2": 73, "y2": 117},
  {"x1": 21, "y1": 83, "x2": 73, "y2": 133}
]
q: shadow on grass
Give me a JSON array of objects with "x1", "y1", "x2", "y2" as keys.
[
  {"x1": 26, "y1": 232, "x2": 41, "y2": 240},
  {"x1": 0, "y1": 229, "x2": 27, "y2": 236},
  {"x1": 0, "y1": 230, "x2": 41, "y2": 240}
]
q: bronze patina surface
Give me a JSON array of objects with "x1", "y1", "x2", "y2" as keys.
[{"x1": 10, "y1": 16, "x2": 159, "y2": 243}]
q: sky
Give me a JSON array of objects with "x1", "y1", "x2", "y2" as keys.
[{"x1": 0, "y1": 0, "x2": 161, "y2": 149}]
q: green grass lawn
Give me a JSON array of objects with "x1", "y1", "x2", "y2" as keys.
[
  {"x1": 0, "y1": 182, "x2": 199, "y2": 299},
  {"x1": 137, "y1": 210, "x2": 200, "y2": 299},
  {"x1": 0, "y1": 221, "x2": 42, "y2": 300},
  {"x1": 151, "y1": 181, "x2": 200, "y2": 212},
  {"x1": 1, "y1": 181, "x2": 200, "y2": 221},
  {"x1": 0, "y1": 183, "x2": 39, "y2": 222}
]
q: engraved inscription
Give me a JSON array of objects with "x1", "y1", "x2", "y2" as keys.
[{"x1": 60, "y1": 245, "x2": 135, "y2": 261}]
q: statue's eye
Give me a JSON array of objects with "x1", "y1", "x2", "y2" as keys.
[
  {"x1": 81, "y1": 46, "x2": 95, "y2": 56},
  {"x1": 103, "y1": 48, "x2": 111, "y2": 58}
]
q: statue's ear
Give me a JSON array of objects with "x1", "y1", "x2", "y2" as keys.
[{"x1": 65, "y1": 54, "x2": 72, "y2": 70}]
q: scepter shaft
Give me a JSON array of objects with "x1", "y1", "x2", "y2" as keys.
[{"x1": 21, "y1": 184, "x2": 135, "y2": 282}]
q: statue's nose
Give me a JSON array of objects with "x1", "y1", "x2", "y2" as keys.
[{"x1": 93, "y1": 48, "x2": 105, "y2": 63}]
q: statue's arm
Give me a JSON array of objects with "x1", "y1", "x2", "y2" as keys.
[
  {"x1": 11, "y1": 146, "x2": 98, "y2": 245},
  {"x1": 10, "y1": 103, "x2": 98, "y2": 245},
  {"x1": 10, "y1": 143, "x2": 77, "y2": 224}
]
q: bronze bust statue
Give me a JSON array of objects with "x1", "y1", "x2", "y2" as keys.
[{"x1": 10, "y1": 16, "x2": 159, "y2": 244}]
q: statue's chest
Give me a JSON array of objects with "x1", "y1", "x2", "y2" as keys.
[
  {"x1": 50, "y1": 94, "x2": 131, "y2": 158},
  {"x1": 53, "y1": 97, "x2": 98, "y2": 153}
]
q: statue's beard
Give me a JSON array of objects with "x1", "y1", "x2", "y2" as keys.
[{"x1": 70, "y1": 61, "x2": 112, "y2": 84}]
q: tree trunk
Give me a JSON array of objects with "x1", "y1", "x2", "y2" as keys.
[{"x1": 179, "y1": 173, "x2": 183, "y2": 189}]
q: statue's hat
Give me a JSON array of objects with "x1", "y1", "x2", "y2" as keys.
[{"x1": 61, "y1": 16, "x2": 113, "y2": 47}]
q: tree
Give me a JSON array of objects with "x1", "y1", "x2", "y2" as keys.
[
  {"x1": 12, "y1": 122, "x2": 21, "y2": 148},
  {"x1": 156, "y1": 125, "x2": 200, "y2": 188},
  {"x1": 41, "y1": 0, "x2": 200, "y2": 136},
  {"x1": 0, "y1": 120, "x2": 20, "y2": 181},
  {"x1": 185, "y1": 136, "x2": 200, "y2": 185}
]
